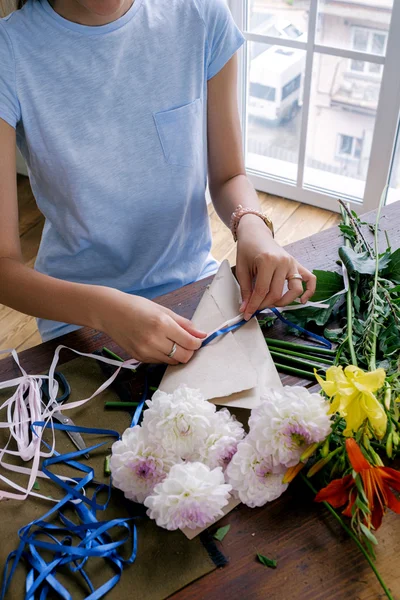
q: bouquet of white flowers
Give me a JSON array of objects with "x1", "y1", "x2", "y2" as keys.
[{"x1": 110, "y1": 384, "x2": 331, "y2": 531}]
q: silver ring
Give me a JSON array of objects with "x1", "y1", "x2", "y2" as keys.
[
  {"x1": 286, "y1": 273, "x2": 303, "y2": 282},
  {"x1": 167, "y1": 342, "x2": 177, "y2": 359}
]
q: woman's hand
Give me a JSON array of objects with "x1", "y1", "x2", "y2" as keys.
[
  {"x1": 235, "y1": 215, "x2": 316, "y2": 320},
  {"x1": 95, "y1": 288, "x2": 206, "y2": 364}
]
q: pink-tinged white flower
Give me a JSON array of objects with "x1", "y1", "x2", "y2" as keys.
[
  {"x1": 110, "y1": 425, "x2": 176, "y2": 503},
  {"x1": 141, "y1": 386, "x2": 216, "y2": 460},
  {"x1": 144, "y1": 462, "x2": 232, "y2": 530},
  {"x1": 196, "y1": 409, "x2": 245, "y2": 470},
  {"x1": 248, "y1": 386, "x2": 332, "y2": 468},
  {"x1": 226, "y1": 440, "x2": 287, "y2": 508}
]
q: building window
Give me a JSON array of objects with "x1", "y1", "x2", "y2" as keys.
[
  {"x1": 282, "y1": 74, "x2": 301, "y2": 101},
  {"x1": 350, "y1": 27, "x2": 387, "y2": 75},
  {"x1": 231, "y1": 0, "x2": 397, "y2": 211},
  {"x1": 337, "y1": 134, "x2": 363, "y2": 159}
]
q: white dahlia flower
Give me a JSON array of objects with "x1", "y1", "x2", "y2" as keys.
[
  {"x1": 226, "y1": 440, "x2": 288, "y2": 508},
  {"x1": 144, "y1": 462, "x2": 232, "y2": 530},
  {"x1": 248, "y1": 386, "x2": 332, "y2": 468},
  {"x1": 141, "y1": 386, "x2": 216, "y2": 460},
  {"x1": 196, "y1": 408, "x2": 245, "y2": 470},
  {"x1": 110, "y1": 425, "x2": 175, "y2": 503}
]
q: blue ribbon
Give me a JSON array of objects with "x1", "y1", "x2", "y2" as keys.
[
  {"x1": 1, "y1": 394, "x2": 146, "y2": 599},
  {"x1": 201, "y1": 308, "x2": 332, "y2": 349}
]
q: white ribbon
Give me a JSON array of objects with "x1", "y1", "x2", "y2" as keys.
[{"x1": 0, "y1": 346, "x2": 140, "y2": 502}]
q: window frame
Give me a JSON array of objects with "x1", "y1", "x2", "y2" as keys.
[
  {"x1": 336, "y1": 134, "x2": 363, "y2": 160},
  {"x1": 349, "y1": 26, "x2": 387, "y2": 76},
  {"x1": 228, "y1": 0, "x2": 400, "y2": 213}
]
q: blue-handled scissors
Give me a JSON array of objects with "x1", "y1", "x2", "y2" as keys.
[{"x1": 41, "y1": 372, "x2": 90, "y2": 459}]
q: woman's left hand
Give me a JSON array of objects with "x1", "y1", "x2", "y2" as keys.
[{"x1": 235, "y1": 214, "x2": 317, "y2": 320}]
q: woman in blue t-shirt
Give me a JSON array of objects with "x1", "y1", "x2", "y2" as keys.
[{"x1": 0, "y1": 0, "x2": 316, "y2": 364}]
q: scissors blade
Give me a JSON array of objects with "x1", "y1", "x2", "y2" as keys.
[{"x1": 52, "y1": 411, "x2": 90, "y2": 459}]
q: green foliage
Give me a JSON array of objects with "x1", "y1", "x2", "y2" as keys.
[
  {"x1": 338, "y1": 247, "x2": 391, "y2": 276},
  {"x1": 257, "y1": 553, "x2": 277, "y2": 569},
  {"x1": 213, "y1": 525, "x2": 230, "y2": 541},
  {"x1": 383, "y1": 248, "x2": 400, "y2": 283},
  {"x1": 309, "y1": 270, "x2": 344, "y2": 301}
]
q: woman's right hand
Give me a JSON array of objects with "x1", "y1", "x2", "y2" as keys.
[{"x1": 95, "y1": 288, "x2": 206, "y2": 365}]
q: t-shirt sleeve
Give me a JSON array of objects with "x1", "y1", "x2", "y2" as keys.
[
  {"x1": 197, "y1": 0, "x2": 245, "y2": 80},
  {"x1": 0, "y1": 22, "x2": 21, "y2": 128}
]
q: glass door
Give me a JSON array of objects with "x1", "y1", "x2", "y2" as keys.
[{"x1": 230, "y1": 0, "x2": 400, "y2": 213}]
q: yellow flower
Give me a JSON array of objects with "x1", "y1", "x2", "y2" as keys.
[{"x1": 315, "y1": 365, "x2": 387, "y2": 439}]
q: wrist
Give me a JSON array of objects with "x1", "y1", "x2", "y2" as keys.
[
  {"x1": 236, "y1": 213, "x2": 273, "y2": 240},
  {"x1": 230, "y1": 205, "x2": 274, "y2": 241},
  {"x1": 87, "y1": 285, "x2": 124, "y2": 332}
]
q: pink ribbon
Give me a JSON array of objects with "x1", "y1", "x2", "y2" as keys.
[{"x1": 0, "y1": 346, "x2": 140, "y2": 502}]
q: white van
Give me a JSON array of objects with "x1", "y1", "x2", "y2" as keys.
[
  {"x1": 248, "y1": 46, "x2": 305, "y2": 123},
  {"x1": 248, "y1": 18, "x2": 306, "y2": 124}
]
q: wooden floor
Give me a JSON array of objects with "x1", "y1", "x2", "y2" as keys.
[{"x1": 0, "y1": 176, "x2": 340, "y2": 354}]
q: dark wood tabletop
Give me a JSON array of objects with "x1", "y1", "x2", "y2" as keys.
[{"x1": 1, "y1": 202, "x2": 400, "y2": 600}]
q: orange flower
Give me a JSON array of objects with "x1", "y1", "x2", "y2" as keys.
[{"x1": 315, "y1": 438, "x2": 400, "y2": 530}]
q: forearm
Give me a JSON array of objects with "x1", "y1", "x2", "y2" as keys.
[
  {"x1": 209, "y1": 173, "x2": 261, "y2": 228},
  {"x1": 0, "y1": 257, "x2": 114, "y2": 331}
]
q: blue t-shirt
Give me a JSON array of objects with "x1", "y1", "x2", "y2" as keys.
[{"x1": 0, "y1": 0, "x2": 244, "y2": 341}]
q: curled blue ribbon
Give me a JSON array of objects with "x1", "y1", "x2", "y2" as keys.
[
  {"x1": 201, "y1": 308, "x2": 332, "y2": 349},
  {"x1": 1, "y1": 391, "x2": 146, "y2": 600}
]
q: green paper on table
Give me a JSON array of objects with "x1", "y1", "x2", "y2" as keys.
[{"x1": 0, "y1": 357, "x2": 217, "y2": 600}]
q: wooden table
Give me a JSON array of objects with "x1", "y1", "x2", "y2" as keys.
[{"x1": 1, "y1": 203, "x2": 400, "y2": 600}]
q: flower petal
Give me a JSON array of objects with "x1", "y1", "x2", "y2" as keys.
[
  {"x1": 346, "y1": 366, "x2": 386, "y2": 393},
  {"x1": 315, "y1": 474, "x2": 353, "y2": 507},
  {"x1": 380, "y1": 467, "x2": 400, "y2": 493},
  {"x1": 385, "y1": 488, "x2": 400, "y2": 514},
  {"x1": 341, "y1": 394, "x2": 366, "y2": 436},
  {"x1": 370, "y1": 504, "x2": 384, "y2": 531},
  {"x1": 345, "y1": 439, "x2": 370, "y2": 472},
  {"x1": 315, "y1": 371, "x2": 337, "y2": 398},
  {"x1": 358, "y1": 391, "x2": 387, "y2": 439}
]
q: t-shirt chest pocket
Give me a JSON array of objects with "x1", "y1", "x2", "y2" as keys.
[{"x1": 153, "y1": 98, "x2": 202, "y2": 168}]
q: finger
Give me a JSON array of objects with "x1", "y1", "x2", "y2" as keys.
[
  {"x1": 169, "y1": 312, "x2": 207, "y2": 339},
  {"x1": 244, "y1": 262, "x2": 273, "y2": 320},
  {"x1": 236, "y1": 265, "x2": 253, "y2": 313},
  {"x1": 153, "y1": 350, "x2": 180, "y2": 366},
  {"x1": 134, "y1": 350, "x2": 179, "y2": 366},
  {"x1": 260, "y1": 270, "x2": 287, "y2": 308},
  {"x1": 158, "y1": 339, "x2": 194, "y2": 365},
  {"x1": 166, "y1": 318, "x2": 203, "y2": 351},
  {"x1": 275, "y1": 277, "x2": 303, "y2": 307},
  {"x1": 298, "y1": 265, "x2": 317, "y2": 303}
]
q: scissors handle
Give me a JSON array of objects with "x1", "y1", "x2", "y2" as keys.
[{"x1": 42, "y1": 372, "x2": 71, "y2": 404}]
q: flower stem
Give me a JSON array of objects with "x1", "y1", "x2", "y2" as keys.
[
  {"x1": 264, "y1": 338, "x2": 336, "y2": 357},
  {"x1": 369, "y1": 189, "x2": 386, "y2": 371},
  {"x1": 269, "y1": 350, "x2": 328, "y2": 372},
  {"x1": 273, "y1": 362, "x2": 316, "y2": 380},
  {"x1": 301, "y1": 474, "x2": 393, "y2": 600},
  {"x1": 341, "y1": 205, "x2": 358, "y2": 367},
  {"x1": 268, "y1": 345, "x2": 334, "y2": 365}
]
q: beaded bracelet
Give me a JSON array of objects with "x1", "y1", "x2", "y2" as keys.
[{"x1": 229, "y1": 205, "x2": 274, "y2": 242}]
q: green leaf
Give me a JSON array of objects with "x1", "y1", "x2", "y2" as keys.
[
  {"x1": 360, "y1": 523, "x2": 378, "y2": 546},
  {"x1": 257, "y1": 553, "x2": 277, "y2": 569},
  {"x1": 324, "y1": 326, "x2": 345, "y2": 343},
  {"x1": 338, "y1": 247, "x2": 390, "y2": 276},
  {"x1": 213, "y1": 525, "x2": 230, "y2": 541},
  {"x1": 355, "y1": 495, "x2": 370, "y2": 515},
  {"x1": 285, "y1": 294, "x2": 343, "y2": 331},
  {"x1": 310, "y1": 270, "x2": 344, "y2": 302},
  {"x1": 383, "y1": 248, "x2": 400, "y2": 283},
  {"x1": 33, "y1": 480, "x2": 40, "y2": 491}
]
